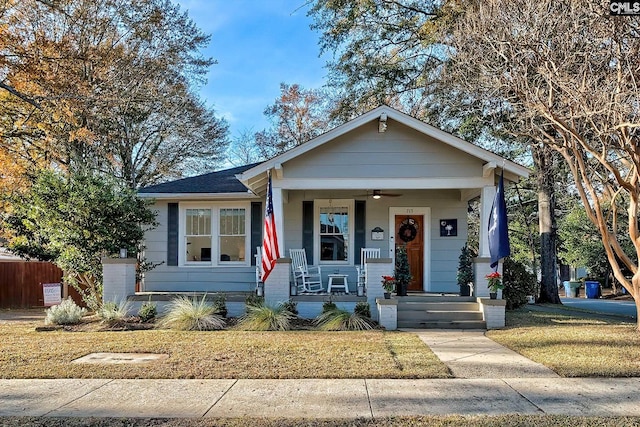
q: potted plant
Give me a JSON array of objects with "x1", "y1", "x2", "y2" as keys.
[
  {"x1": 486, "y1": 271, "x2": 504, "y2": 299},
  {"x1": 456, "y1": 244, "x2": 474, "y2": 296},
  {"x1": 381, "y1": 275, "x2": 396, "y2": 299},
  {"x1": 394, "y1": 244, "x2": 411, "y2": 296}
]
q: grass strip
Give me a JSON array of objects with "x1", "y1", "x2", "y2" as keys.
[
  {"x1": 488, "y1": 307, "x2": 640, "y2": 377},
  {"x1": 0, "y1": 322, "x2": 448, "y2": 379}
]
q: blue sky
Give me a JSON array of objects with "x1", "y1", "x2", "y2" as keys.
[{"x1": 175, "y1": 0, "x2": 328, "y2": 139}]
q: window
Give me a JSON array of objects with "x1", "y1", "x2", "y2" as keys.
[
  {"x1": 219, "y1": 208, "x2": 246, "y2": 262},
  {"x1": 181, "y1": 204, "x2": 249, "y2": 266},
  {"x1": 185, "y1": 209, "x2": 211, "y2": 263},
  {"x1": 316, "y1": 200, "x2": 353, "y2": 264}
]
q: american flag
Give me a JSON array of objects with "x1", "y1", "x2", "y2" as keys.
[{"x1": 261, "y1": 173, "x2": 280, "y2": 281}]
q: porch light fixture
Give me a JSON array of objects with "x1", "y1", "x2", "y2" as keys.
[{"x1": 372, "y1": 190, "x2": 382, "y2": 199}]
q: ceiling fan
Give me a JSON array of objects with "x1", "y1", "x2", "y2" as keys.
[{"x1": 353, "y1": 189, "x2": 403, "y2": 199}]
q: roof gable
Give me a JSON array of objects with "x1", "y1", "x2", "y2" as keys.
[{"x1": 238, "y1": 105, "x2": 529, "y2": 194}]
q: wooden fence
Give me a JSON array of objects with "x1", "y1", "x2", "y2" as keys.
[{"x1": 0, "y1": 261, "x2": 64, "y2": 308}]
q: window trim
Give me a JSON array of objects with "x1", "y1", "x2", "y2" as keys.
[
  {"x1": 314, "y1": 199, "x2": 354, "y2": 265},
  {"x1": 179, "y1": 202, "x2": 251, "y2": 267}
]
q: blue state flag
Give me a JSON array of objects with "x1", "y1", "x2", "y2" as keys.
[{"x1": 488, "y1": 171, "x2": 510, "y2": 269}]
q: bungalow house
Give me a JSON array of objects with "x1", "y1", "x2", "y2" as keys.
[{"x1": 130, "y1": 105, "x2": 529, "y2": 328}]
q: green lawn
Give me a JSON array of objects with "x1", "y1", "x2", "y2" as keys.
[
  {"x1": 489, "y1": 307, "x2": 640, "y2": 377},
  {"x1": 2, "y1": 306, "x2": 640, "y2": 380},
  {"x1": 0, "y1": 319, "x2": 450, "y2": 379}
]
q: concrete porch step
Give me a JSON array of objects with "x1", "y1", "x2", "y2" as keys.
[
  {"x1": 397, "y1": 319, "x2": 487, "y2": 329},
  {"x1": 396, "y1": 296, "x2": 486, "y2": 329},
  {"x1": 397, "y1": 301, "x2": 480, "y2": 312},
  {"x1": 398, "y1": 310, "x2": 484, "y2": 321},
  {"x1": 397, "y1": 295, "x2": 476, "y2": 303}
]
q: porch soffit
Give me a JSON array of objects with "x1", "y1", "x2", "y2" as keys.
[{"x1": 274, "y1": 176, "x2": 495, "y2": 190}]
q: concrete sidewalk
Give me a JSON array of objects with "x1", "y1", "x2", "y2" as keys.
[
  {"x1": 2, "y1": 330, "x2": 640, "y2": 418},
  {"x1": 2, "y1": 377, "x2": 640, "y2": 418}
]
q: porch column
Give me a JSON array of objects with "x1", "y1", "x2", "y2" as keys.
[
  {"x1": 478, "y1": 184, "x2": 496, "y2": 258},
  {"x1": 472, "y1": 183, "x2": 496, "y2": 298},
  {"x1": 264, "y1": 257, "x2": 291, "y2": 306},
  {"x1": 271, "y1": 185, "x2": 285, "y2": 257},
  {"x1": 102, "y1": 258, "x2": 136, "y2": 304},
  {"x1": 474, "y1": 259, "x2": 503, "y2": 298},
  {"x1": 365, "y1": 258, "x2": 394, "y2": 321}
]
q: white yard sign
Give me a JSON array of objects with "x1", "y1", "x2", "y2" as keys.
[{"x1": 42, "y1": 283, "x2": 62, "y2": 306}]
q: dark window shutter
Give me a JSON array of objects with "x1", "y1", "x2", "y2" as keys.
[
  {"x1": 302, "y1": 201, "x2": 314, "y2": 260},
  {"x1": 355, "y1": 200, "x2": 366, "y2": 264},
  {"x1": 167, "y1": 203, "x2": 179, "y2": 266},
  {"x1": 251, "y1": 202, "x2": 263, "y2": 266}
]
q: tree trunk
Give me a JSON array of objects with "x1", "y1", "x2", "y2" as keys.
[{"x1": 534, "y1": 145, "x2": 562, "y2": 304}]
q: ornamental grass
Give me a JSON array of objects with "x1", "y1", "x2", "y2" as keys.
[
  {"x1": 156, "y1": 295, "x2": 226, "y2": 331},
  {"x1": 235, "y1": 302, "x2": 296, "y2": 331}
]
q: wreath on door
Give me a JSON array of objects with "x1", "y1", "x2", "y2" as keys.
[{"x1": 398, "y1": 218, "x2": 418, "y2": 243}]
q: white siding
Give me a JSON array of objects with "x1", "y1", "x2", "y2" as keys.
[
  {"x1": 283, "y1": 119, "x2": 482, "y2": 180},
  {"x1": 142, "y1": 201, "x2": 256, "y2": 292},
  {"x1": 141, "y1": 117, "x2": 486, "y2": 294},
  {"x1": 281, "y1": 189, "x2": 467, "y2": 294}
]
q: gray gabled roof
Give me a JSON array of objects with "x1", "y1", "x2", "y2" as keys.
[{"x1": 138, "y1": 162, "x2": 261, "y2": 195}]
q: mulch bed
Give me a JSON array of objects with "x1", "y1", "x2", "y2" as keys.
[{"x1": 35, "y1": 315, "x2": 324, "y2": 332}]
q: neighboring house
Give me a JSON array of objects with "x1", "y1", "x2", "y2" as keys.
[{"x1": 138, "y1": 105, "x2": 529, "y2": 298}]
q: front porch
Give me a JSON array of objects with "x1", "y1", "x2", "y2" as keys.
[{"x1": 111, "y1": 255, "x2": 505, "y2": 329}]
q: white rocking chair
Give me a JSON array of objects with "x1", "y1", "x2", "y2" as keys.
[
  {"x1": 289, "y1": 248, "x2": 324, "y2": 293},
  {"x1": 356, "y1": 248, "x2": 381, "y2": 287}
]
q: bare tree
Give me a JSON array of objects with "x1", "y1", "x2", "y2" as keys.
[
  {"x1": 448, "y1": 0, "x2": 640, "y2": 327},
  {"x1": 227, "y1": 128, "x2": 264, "y2": 167},
  {"x1": 255, "y1": 83, "x2": 335, "y2": 158}
]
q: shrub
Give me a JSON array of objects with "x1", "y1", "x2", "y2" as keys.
[
  {"x1": 245, "y1": 293, "x2": 264, "y2": 309},
  {"x1": 314, "y1": 306, "x2": 374, "y2": 331},
  {"x1": 157, "y1": 295, "x2": 225, "y2": 331},
  {"x1": 97, "y1": 300, "x2": 132, "y2": 325},
  {"x1": 321, "y1": 300, "x2": 337, "y2": 313},
  {"x1": 235, "y1": 302, "x2": 295, "y2": 331},
  {"x1": 138, "y1": 300, "x2": 157, "y2": 323},
  {"x1": 45, "y1": 298, "x2": 87, "y2": 325},
  {"x1": 503, "y1": 258, "x2": 537, "y2": 310},
  {"x1": 354, "y1": 301, "x2": 371, "y2": 318},
  {"x1": 212, "y1": 293, "x2": 227, "y2": 317},
  {"x1": 281, "y1": 299, "x2": 298, "y2": 315}
]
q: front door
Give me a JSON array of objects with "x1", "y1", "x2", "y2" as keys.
[{"x1": 394, "y1": 214, "x2": 424, "y2": 291}]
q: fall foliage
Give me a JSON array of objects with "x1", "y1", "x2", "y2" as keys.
[{"x1": 0, "y1": 0, "x2": 228, "y2": 190}]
